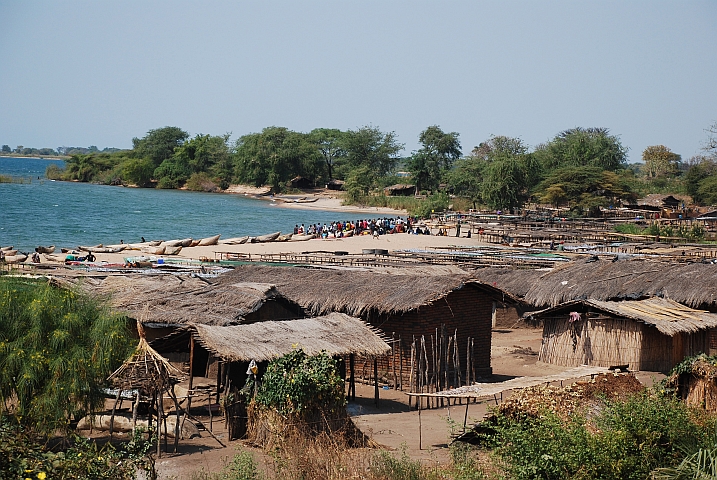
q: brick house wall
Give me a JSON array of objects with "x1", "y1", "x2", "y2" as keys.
[{"x1": 350, "y1": 284, "x2": 494, "y2": 388}]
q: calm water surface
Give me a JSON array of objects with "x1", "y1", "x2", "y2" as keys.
[{"x1": 0, "y1": 157, "x2": 352, "y2": 252}]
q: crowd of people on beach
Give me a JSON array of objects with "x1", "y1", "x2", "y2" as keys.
[{"x1": 293, "y1": 216, "x2": 436, "y2": 238}]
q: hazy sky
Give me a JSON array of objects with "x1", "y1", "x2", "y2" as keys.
[{"x1": 1, "y1": 1, "x2": 715, "y2": 162}]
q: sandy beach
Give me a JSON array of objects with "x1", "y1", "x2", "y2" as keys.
[{"x1": 45, "y1": 230, "x2": 482, "y2": 267}]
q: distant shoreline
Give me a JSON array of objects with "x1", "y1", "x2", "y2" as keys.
[{"x1": 0, "y1": 154, "x2": 69, "y2": 160}]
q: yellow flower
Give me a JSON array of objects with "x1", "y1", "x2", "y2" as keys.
[{"x1": 37, "y1": 473, "x2": 47, "y2": 480}]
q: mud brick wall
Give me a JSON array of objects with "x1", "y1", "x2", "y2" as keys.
[{"x1": 350, "y1": 285, "x2": 494, "y2": 387}]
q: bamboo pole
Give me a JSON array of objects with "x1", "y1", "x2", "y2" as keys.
[
  {"x1": 392, "y1": 332, "x2": 397, "y2": 389},
  {"x1": 409, "y1": 338, "x2": 415, "y2": 408}
]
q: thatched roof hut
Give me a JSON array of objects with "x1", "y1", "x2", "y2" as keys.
[
  {"x1": 521, "y1": 258, "x2": 717, "y2": 310},
  {"x1": 151, "y1": 313, "x2": 390, "y2": 362},
  {"x1": 218, "y1": 265, "x2": 515, "y2": 317},
  {"x1": 218, "y1": 264, "x2": 517, "y2": 379},
  {"x1": 81, "y1": 274, "x2": 302, "y2": 330},
  {"x1": 529, "y1": 297, "x2": 717, "y2": 372}
]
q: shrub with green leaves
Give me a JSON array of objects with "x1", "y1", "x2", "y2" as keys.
[
  {"x1": 487, "y1": 392, "x2": 715, "y2": 480},
  {"x1": 0, "y1": 277, "x2": 133, "y2": 435},
  {"x1": 0, "y1": 417, "x2": 154, "y2": 479},
  {"x1": 254, "y1": 349, "x2": 345, "y2": 417}
]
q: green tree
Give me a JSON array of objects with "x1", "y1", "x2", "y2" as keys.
[
  {"x1": 309, "y1": 128, "x2": 346, "y2": 180},
  {"x1": 2, "y1": 145, "x2": 12, "y2": 153},
  {"x1": 685, "y1": 156, "x2": 717, "y2": 205},
  {"x1": 481, "y1": 157, "x2": 528, "y2": 212},
  {"x1": 131, "y1": 126, "x2": 188, "y2": 167},
  {"x1": 0, "y1": 277, "x2": 133, "y2": 435},
  {"x1": 408, "y1": 125, "x2": 461, "y2": 193},
  {"x1": 154, "y1": 133, "x2": 231, "y2": 188},
  {"x1": 535, "y1": 127, "x2": 628, "y2": 172},
  {"x1": 537, "y1": 166, "x2": 634, "y2": 216},
  {"x1": 447, "y1": 156, "x2": 485, "y2": 209},
  {"x1": 642, "y1": 145, "x2": 681, "y2": 178},
  {"x1": 233, "y1": 127, "x2": 322, "y2": 191},
  {"x1": 343, "y1": 126, "x2": 403, "y2": 177},
  {"x1": 122, "y1": 157, "x2": 155, "y2": 187}
]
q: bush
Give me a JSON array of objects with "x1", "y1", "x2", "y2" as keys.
[
  {"x1": 185, "y1": 172, "x2": 219, "y2": 192},
  {"x1": 254, "y1": 349, "x2": 344, "y2": 416},
  {"x1": 0, "y1": 418, "x2": 155, "y2": 479},
  {"x1": 488, "y1": 392, "x2": 715, "y2": 480}
]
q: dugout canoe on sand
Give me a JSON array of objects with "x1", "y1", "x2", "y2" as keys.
[
  {"x1": 198, "y1": 234, "x2": 221, "y2": 246},
  {"x1": 4, "y1": 254, "x2": 28, "y2": 264},
  {"x1": 78, "y1": 245, "x2": 126, "y2": 253},
  {"x1": 35, "y1": 245, "x2": 55, "y2": 254},
  {"x1": 254, "y1": 231, "x2": 281, "y2": 243},
  {"x1": 142, "y1": 245, "x2": 166, "y2": 255},
  {"x1": 220, "y1": 236, "x2": 249, "y2": 245},
  {"x1": 276, "y1": 233, "x2": 293, "y2": 242},
  {"x1": 289, "y1": 234, "x2": 315, "y2": 241},
  {"x1": 164, "y1": 245, "x2": 182, "y2": 255}
]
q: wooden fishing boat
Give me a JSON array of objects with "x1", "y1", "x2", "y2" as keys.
[
  {"x1": 162, "y1": 239, "x2": 184, "y2": 247},
  {"x1": 198, "y1": 234, "x2": 221, "y2": 246},
  {"x1": 35, "y1": 245, "x2": 55, "y2": 254},
  {"x1": 1, "y1": 246, "x2": 13, "y2": 251},
  {"x1": 220, "y1": 236, "x2": 249, "y2": 245},
  {"x1": 2, "y1": 249, "x2": 18, "y2": 256},
  {"x1": 254, "y1": 231, "x2": 281, "y2": 243},
  {"x1": 4, "y1": 254, "x2": 27, "y2": 264},
  {"x1": 78, "y1": 245, "x2": 126, "y2": 253},
  {"x1": 276, "y1": 233, "x2": 293, "y2": 242},
  {"x1": 163, "y1": 245, "x2": 182, "y2": 255},
  {"x1": 141, "y1": 245, "x2": 166, "y2": 255},
  {"x1": 289, "y1": 234, "x2": 315, "y2": 242}
]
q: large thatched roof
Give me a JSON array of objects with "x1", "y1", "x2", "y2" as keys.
[
  {"x1": 469, "y1": 267, "x2": 546, "y2": 299},
  {"x1": 522, "y1": 258, "x2": 717, "y2": 309},
  {"x1": 219, "y1": 265, "x2": 515, "y2": 316},
  {"x1": 528, "y1": 297, "x2": 717, "y2": 336},
  {"x1": 81, "y1": 274, "x2": 297, "y2": 325},
  {"x1": 151, "y1": 313, "x2": 391, "y2": 361}
]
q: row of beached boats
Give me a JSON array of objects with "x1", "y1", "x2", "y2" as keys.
[
  {"x1": 73, "y1": 231, "x2": 317, "y2": 256},
  {"x1": 1, "y1": 231, "x2": 318, "y2": 264}
]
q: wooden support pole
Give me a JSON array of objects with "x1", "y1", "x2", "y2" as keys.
[
  {"x1": 374, "y1": 358, "x2": 379, "y2": 408},
  {"x1": 109, "y1": 388, "x2": 122, "y2": 439},
  {"x1": 418, "y1": 398, "x2": 422, "y2": 450},
  {"x1": 350, "y1": 354, "x2": 355, "y2": 401},
  {"x1": 188, "y1": 336, "x2": 195, "y2": 416}
]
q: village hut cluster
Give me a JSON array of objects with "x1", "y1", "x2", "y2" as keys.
[{"x1": 17, "y1": 199, "x2": 717, "y2": 452}]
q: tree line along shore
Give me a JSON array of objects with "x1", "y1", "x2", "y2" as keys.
[{"x1": 6, "y1": 121, "x2": 717, "y2": 218}]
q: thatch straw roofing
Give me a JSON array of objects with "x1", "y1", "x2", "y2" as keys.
[
  {"x1": 522, "y1": 258, "x2": 717, "y2": 309},
  {"x1": 469, "y1": 267, "x2": 545, "y2": 299},
  {"x1": 82, "y1": 274, "x2": 296, "y2": 326},
  {"x1": 108, "y1": 328, "x2": 185, "y2": 392},
  {"x1": 151, "y1": 313, "x2": 390, "y2": 361},
  {"x1": 528, "y1": 297, "x2": 717, "y2": 336},
  {"x1": 219, "y1": 265, "x2": 516, "y2": 316}
]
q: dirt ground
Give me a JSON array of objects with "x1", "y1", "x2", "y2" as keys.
[{"x1": 144, "y1": 326, "x2": 666, "y2": 479}]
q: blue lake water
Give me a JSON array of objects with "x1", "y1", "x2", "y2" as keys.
[{"x1": 0, "y1": 157, "x2": 352, "y2": 253}]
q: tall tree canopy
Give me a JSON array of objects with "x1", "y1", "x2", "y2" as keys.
[
  {"x1": 642, "y1": 145, "x2": 681, "y2": 178},
  {"x1": 408, "y1": 125, "x2": 461, "y2": 193},
  {"x1": 154, "y1": 133, "x2": 231, "y2": 189},
  {"x1": 309, "y1": 128, "x2": 346, "y2": 181},
  {"x1": 535, "y1": 127, "x2": 627, "y2": 172},
  {"x1": 537, "y1": 166, "x2": 634, "y2": 216},
  {"x1": 342, "y1": 126, "x2": 403, "y2": 177},
  {"x1": 233, "y1": 127, "x2": 322, "y2": 190},
  {"x1": 132, "y1": 126, "x2": 189, "y2": 167}
]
